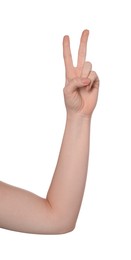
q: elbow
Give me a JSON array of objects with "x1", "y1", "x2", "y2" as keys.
[
  {"x1": 53, "y1": 225, "x2": 76, "y2": 235},
  {"x1": 45, "y1": 200, "x2": 77, "y2": 234},
  {"x1": 52, "y1": 216, "x2": 77, "y2": 234},
  {"x1": 54, "y1": 210, "x2": 77, "y2": 234},
  {"x1": 65, "y1": 225, "x2": 76, "y2": 233},
  {"x1": 58, "y1": 223, "x2": 76, "y2": 234},
  {"x1": 48, "y1": 212, "x2": 76, "y2": 235}
]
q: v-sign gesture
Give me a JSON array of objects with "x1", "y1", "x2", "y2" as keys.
[
  {"x1": 0, "y1": 29, "x2": 99, "y2": 236},
  {"x1": 63, "y1": 29, "x2": 99, "y2": 119}
]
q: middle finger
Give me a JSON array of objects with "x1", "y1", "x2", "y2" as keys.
[{"x1": 77, "y1": 29, "x2": 89, "y2": 71}]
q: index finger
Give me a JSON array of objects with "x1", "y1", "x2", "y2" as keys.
[
  {"x1": 77, "y1": 29, "x2": 89, "y2": 70},
  {"x1": 63, "y1": 35, "x2": 74, "y2": 79}
]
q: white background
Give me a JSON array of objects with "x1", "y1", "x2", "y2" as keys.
[{"x1": 0, "y1": 0, "x2": 131, "y2": 259}]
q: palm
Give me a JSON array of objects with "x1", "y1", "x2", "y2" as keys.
[{"x1": 63, "y1": 30, "x2": 99, "y2": 118}]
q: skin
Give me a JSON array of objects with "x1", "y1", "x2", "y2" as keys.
[{"x1": 0, "y1": 29, "x2": 99, "y2": 234}]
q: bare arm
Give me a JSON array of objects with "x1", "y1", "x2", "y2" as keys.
[
  {"x1": 0, "y1": 29, "x2": 99, "y2": 234},
  {"x1": 0, "y1": 115, "x2": 90, "y2": 234},
  {"x1": 47, "y1": 114, "x2": 91, "y2": 232}
]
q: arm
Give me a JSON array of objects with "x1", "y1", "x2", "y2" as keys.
[
  {"x1": 0, "y1": 115, "x2": 90, "y2": 234},
  {"x1": 46, "y1": 113, "x2": 91, "y2": 232},
  {"x1": 0, "y1": 29, "x2": 99, "y2": 234}
]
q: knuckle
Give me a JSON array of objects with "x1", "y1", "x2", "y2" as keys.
[
  {"x1": 71, "y1": 77, "x2": 79, "y2": 85},
  {"x1": 91, "y1": 71, "x2": 99, "y2": 81},
  {"x1": 89, "y1": 70, "x2": 100, "y2": 87},
  {"x1": 63, "y1": 86, "x2": 70, "y2": 95},
  {"x1": 63, "y1": 76, "x2": 81, "y2": 96},
  {"x1": 73, "y1": 77, "x2": 79, "y2": 83},
  {"x1": 86, "y1": 61, "x2": 92, "y2": 70},
  {"x1": 91, "y1": 70, "x2": 97, "y2": 77}
]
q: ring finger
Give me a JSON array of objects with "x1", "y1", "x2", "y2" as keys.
[{"x1": 81, "y1": 61, "x2": 92, "y2": 78}]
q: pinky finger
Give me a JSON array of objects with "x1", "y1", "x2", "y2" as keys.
[{"x1": 87, "y1": 71, "x2": 100, "y2": 91}]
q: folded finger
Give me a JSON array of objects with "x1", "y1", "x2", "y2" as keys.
[
  {"x1": 87, "y1": 71, "x2": 100, "y2": 90},
  {"x1": 64, "y1": 77, "x2": 90, "y2": 94},
  {"x1": 81, "y1": 61, "x2": 92, "y2": 78}
]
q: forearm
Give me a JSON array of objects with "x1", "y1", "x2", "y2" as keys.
[{"x1": 47, "y1": 114, "x2": 91, "y2": 229}]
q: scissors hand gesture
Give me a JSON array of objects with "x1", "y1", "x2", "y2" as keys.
[{"x1": 63, "y1": 29, "x2": 99, "y2": 119}]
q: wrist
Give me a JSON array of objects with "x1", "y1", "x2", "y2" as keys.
[
  {"x1": 66, "y1": 112, "x2": 92, "y2": 124},
  {"x1": 65, "y1": 112, "x2": 91, "y2": 146}
]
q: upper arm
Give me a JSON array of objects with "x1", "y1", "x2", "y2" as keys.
[{"x1": 0, "y1": 181, "x2": 68, "y2": 234}]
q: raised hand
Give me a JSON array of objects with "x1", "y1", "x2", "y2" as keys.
[{"x1": 63, "y1": 29, "x2": 99, "y2": 119}]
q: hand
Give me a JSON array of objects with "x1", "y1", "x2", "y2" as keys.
[{"x1": 63, "y1": 29, "x2": 100, "y2": 119}]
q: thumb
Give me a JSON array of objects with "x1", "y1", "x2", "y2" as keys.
[{"x1": 65, "y1": 77, "x2": 91, "y2": 93}]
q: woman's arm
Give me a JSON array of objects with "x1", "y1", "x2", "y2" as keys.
[
  {"x1": 0, "y1": 115, "x2": 90, "y2": 234},
  {"x1": 0, "y1": 29, "x2": 99, "y2": 234},
  {"x1": 46, "y1": 114, "x2": 91, "y2": 233}
]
